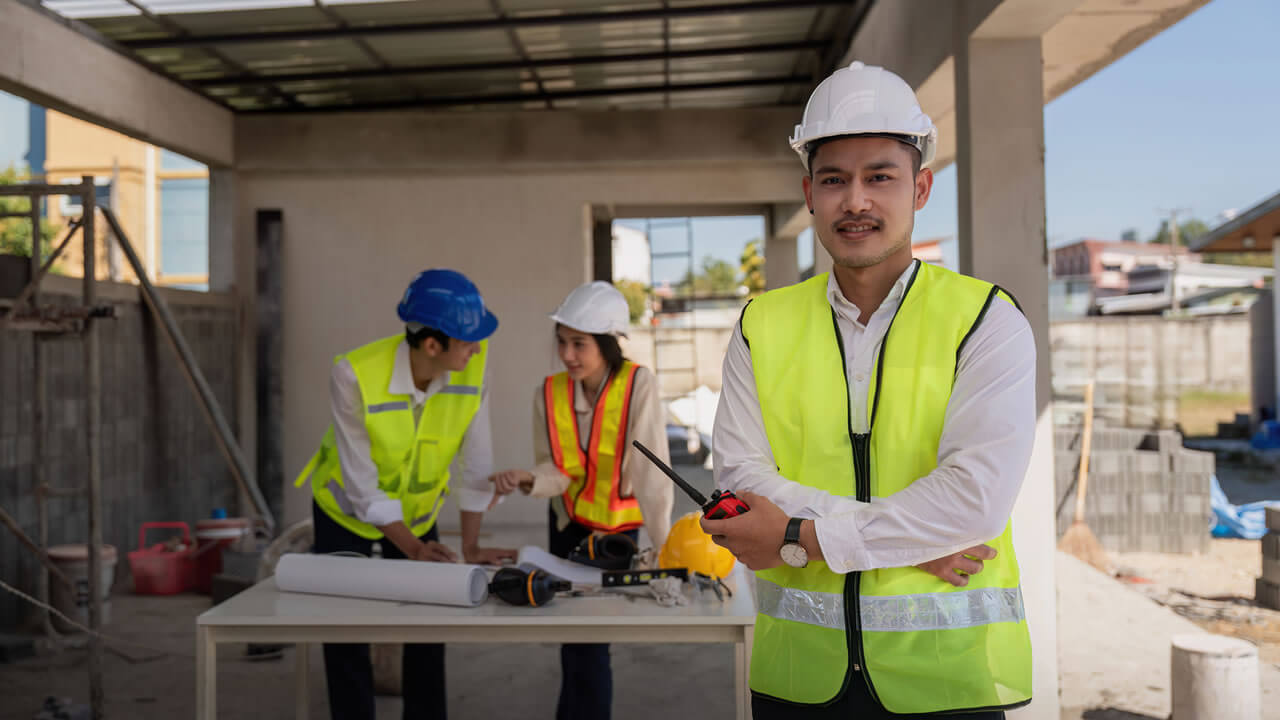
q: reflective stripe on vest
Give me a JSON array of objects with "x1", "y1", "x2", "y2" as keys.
[
  {"x1": 296, "y1": 336, "x2": 487, "y2": 540},
  {"x1": 756, "y1": 578, "x2": 1026, "y2": 632},
  {"x1": 545, "y1": 363, "x2": 645, "y2": 533},
  {"x1": 741, "y1": 263, "x2": 1032, "y2": 714}
]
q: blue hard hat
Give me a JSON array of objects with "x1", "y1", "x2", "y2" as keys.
[{"x1": 397, "y1": 269, "x2": 498, "y2": 343}]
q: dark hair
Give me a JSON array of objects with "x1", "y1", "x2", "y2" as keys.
[
  {"x1": 807, "y1": 135, "x2": 922, "y2": 178},
  {"x1": 555, "y1": 324, "x2": 628, "y2": 376},
  {"x1": 406, "y1": 325, "x2": 451, "y2": 351},
  {"x1": 592, "y1": 333, "x2": 626, "y2": 372}
]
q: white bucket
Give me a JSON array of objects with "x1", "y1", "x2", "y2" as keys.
[{"x1": 47, "y1": 544, "x2": 117, "y2": 634}]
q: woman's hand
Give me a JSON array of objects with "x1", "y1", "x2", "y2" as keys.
[{"x1": 490, "y1": 469, "x2": 534, "y2": 496}]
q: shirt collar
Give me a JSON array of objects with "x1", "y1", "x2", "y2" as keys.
[
  {"x1": 390, "y1": 338, "x2": 448, "y2": 405},
  {"x1": 825, "y1": 259, "x2": 919, "y2": 319},
  {"x1": 572, "y1": 365, "x2": 616, "y2": 414}
]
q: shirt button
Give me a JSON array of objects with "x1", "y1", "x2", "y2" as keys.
[{"x1": 855, "y1": 373, "x2": 866, "y2": 382}]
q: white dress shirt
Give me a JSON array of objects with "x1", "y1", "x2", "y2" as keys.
[
  {"x1": 713, "y1": 261, "x2": 1037, "y2": 574},
  {"x1": 329, "y1": 339, "x2": 496, "y2": 527}
]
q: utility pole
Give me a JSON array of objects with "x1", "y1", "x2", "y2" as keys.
[{"x1": 1159, "y1": 207, "x2": 1191, "y2": 313}]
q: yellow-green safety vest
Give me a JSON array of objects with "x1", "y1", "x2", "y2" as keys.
[
  {"x1": 295, "y1": 335, "x2": 487, "y2": 540},
  {"x1": 544, "y1": 362, "x2": 645, "y2": 533},
  {"x1": 741, "y1": 262, "x2": 1032, "y2": 714}
]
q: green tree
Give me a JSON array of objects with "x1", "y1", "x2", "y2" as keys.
[
  {"x1": 1149, "y1": 218, "x2": 1210, "y2": 247},
  {"x1": 1120, "y1": 228, "x2": 1139, "y2": 243},
  {"x1": 676, "y1": 256, "x2": 740, "y2": 297},
  {"x1": 0, "y1": 166, "x2": 58, "y2": 258},
  {"x1": 613, "y1": 279, "x2": 651, "y2": 323},
  {"x1": 739, "y1": 239, "x2": 765, "y2": 296}
]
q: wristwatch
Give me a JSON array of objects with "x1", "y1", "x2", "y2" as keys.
[{"x1": 780, "y1": 517, "x2": 809, "y2": 568}]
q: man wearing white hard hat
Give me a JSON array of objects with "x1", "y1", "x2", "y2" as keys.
[
  {"x1": 701, "y1": 62, "x2": 1036, "y2": 718},
  {"x1": 490, "y1": 281, "x2": 674, "y2": 720}
]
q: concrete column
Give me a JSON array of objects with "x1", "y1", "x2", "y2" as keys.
[
  {"x1": 765, "y1": 235, "x2": 799, "y2": 290},
  {"x1": 955, "y1": 34, "x2": 1059, "y2": 719},
  {"x1": 208, "y1": 168, "x2": 236, "y2": 292},
  {"x1": 1272, "y1": 241, "x2": 1280, "y2": 416}
]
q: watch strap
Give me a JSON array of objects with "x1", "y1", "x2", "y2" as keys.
[{"x1": 784, "y1": 517, "x2": 803, "y2": 546}]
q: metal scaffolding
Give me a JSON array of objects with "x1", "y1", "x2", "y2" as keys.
[{"x1": 0, "y1": 177, "x2": 274, "y2": 719}]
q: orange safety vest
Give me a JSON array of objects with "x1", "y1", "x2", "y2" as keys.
[{"x1": 544, "y1": 362, "x2": 645, "y2": 532}]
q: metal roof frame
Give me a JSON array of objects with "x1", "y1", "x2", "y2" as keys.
[{"x1": 118, "y1": 0, "x2": 851, "y2": 50}]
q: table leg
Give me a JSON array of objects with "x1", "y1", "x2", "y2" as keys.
[
  {"x1": 735, "y1": 625, "x2": 754, "y2": 720},
  {"x1": 196, "y1": 627, "x2": 216, "y2": 720},
  {"x1": 295, "y1": 643, "x2": 310, "y2": 720}
]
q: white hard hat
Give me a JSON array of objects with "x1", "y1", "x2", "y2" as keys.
[
  {"x1": 789, "y1": 61, "x2": 937, "y2": 171},
  {"x1": 550, "y1": 281, "x2": 630, "y2": 337}
]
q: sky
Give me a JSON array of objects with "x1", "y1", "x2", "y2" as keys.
[{"x1": 916, "y1": 0, "x2": 1280, "y2": 249}]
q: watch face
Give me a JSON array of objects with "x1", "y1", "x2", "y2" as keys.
[{"x1": 780, "y1": 543, "x2": 808, "y2": 568}]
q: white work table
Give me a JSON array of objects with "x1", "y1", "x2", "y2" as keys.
[{"x1": 196, "y1": 571, "x2": 756, "y2": 719}]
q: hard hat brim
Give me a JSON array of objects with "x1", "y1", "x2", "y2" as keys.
[
  {"x1": 454, "y1": 309, "x2": 499, "y2": 343},
  {"x1": 549, "y1": 312, "x2": 628, "y2": 339}
]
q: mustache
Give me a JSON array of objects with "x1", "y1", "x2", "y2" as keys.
[{"x1": 832, "y1": 214, "x2": 883, "y2": 232}]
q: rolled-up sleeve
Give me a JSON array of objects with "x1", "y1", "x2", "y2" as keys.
[
  {"x1": 330, "y1": 359, "x2": 404, "y2": 528},
  {"x1": 620, "y1": 367, "x2": 675, "y2": 550},
  {"x1": 452, "y1": 379, "x2": 497, "y2": 513},
  {"x1": 812, "y1": 301, "x2": 1037, "y2": 573}
]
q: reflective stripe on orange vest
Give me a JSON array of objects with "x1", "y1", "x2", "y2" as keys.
[{"x1": 545, "y1": 363, "x2": 645, "y2": 532}]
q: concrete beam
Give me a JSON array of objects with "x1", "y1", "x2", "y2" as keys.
[
  {"x1": 772, "y1": 202, "x2": 810, "y2": 240},
  {"x1": 0, "y1": 1, "x2": 233, "y2": 167},
  {"x1": 235, "y1": 107, "x2": 797, "y2": 174}
]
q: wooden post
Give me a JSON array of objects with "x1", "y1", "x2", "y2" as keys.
[{"x1": 1170, "y1": 634, "x2": 1259, "y2": 720}]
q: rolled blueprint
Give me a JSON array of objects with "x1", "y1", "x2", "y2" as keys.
[{"x1": 275, "y1": 553, "x2": 489, "y2": 607}]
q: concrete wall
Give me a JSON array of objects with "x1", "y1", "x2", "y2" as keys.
[
  {"x1": 1053, "y1": 427, "x2": 1213, "y2": 554},
  {"x1": 1052, "y1": 315, "x2": 1253, "y2": 428},
  {"x1": 0, "y1": 276, "x2": 238, "y2": 629},
  {"x1": 233, "y1": 108, "x2": 801, "y2": 530}
]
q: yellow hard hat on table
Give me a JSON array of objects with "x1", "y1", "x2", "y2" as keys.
[{"x1": 659, "y1": 512, "x2": 735, "y2": 579}]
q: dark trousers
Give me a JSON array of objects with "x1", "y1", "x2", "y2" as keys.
[
  {"x1": 751, "y1": 679, "x2": 1008, "y2": 720},
  {"x1": 548, "y1": 508, "x2": 639, "y2": 720},
  {"x1": 312, "y1": 502, "x2": 446, "y2": 720}
]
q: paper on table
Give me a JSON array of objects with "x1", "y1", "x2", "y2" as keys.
[
  {"x1": 516, "y1": 546, "x2": 603, "y2": 586},
  {"x1": 275, "y1": 553, "x2": 489, "y2": 607}
]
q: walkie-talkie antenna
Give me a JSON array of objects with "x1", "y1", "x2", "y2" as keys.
[{"x1": 632, "y1": 440, "x2": 708, "y2": 506}]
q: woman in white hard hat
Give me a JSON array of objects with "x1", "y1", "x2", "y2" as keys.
[{"x1": 490, "y1": 281, "x2": 674, "y2": 720}]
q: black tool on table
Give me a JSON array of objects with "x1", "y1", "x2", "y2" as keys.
[
  {"x1": 601, "y1": 568, "x2": 689, "y2": 588},
  {"x1": 489, "y1": 567, "x2": 570, "y2": 608},
  {"x1": 631, "y1": 441, "x2": 750, "y2": 519}
]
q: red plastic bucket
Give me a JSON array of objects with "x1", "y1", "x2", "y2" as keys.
[
  {"x1": 193, "y1": 518, "x2": 249, "y2": 594},
  {"x1": 127, "y1": 522, "x2": 195, "y2": 595}
]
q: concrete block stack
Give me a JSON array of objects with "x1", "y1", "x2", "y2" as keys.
[
  {"x1": 1054, "y1": 426, "x2": 1214, "y2": 555},
  {"x1": 1259, "y1": 507, "x2": 1280, "y2": 610}
]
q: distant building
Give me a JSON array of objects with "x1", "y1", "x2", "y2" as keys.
[
  {"x1": 1050, "y1": 239, "x2": 1197, "y2": 318},
  {"x1": 612, "y1": 223, "x2": 651, "y2": 286},
  {"x1": 1, "y1": 92, "x2": 209, "y2": 288},
  {"x1": 912, "y1": 236, "x2": 954, "y2": 270}
]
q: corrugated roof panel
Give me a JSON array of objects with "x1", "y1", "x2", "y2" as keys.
[
  {"x1": 79, "y1": 14, "x2": 171, "y2": 40},
  {"x1": 142, "y1": 0, "x2": 314, "y2": 14},
  {"x1": 42, "y1": 0, "x2": 139, "y2": 19},
  {"x1": 501, "y1": 0, "x2": 659, "y2": 12},
  {"x1": 364, "y1": 29, "x2": 519, "y2": 65},
  {"x1": 326, "y1": 0, "x2": 492, "y2": 24},
  {"x1": 156, "y1": 5, "x2": 330, "y2": 33},
  {"x1": 214, "y1": 38, "x2": 377, "y2": 73}
]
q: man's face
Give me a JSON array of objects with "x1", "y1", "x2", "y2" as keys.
[
  {"x1": 428, "y1": 337, "x2": 479, "y2": 372},
  {"x1": 802, "y1": 136, "x2": 933, "y2": 270}
]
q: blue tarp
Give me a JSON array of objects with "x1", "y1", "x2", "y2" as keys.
[{"x1": 1209, "y1": 474, "x2": 1278, "y2": 539}]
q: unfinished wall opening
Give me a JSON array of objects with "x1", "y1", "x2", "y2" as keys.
[{"x1": 601, "y1": 211, "x2": 765, "y2": 470}]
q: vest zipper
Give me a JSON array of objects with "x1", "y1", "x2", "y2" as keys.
[{"x1": 832, "y1": 261, "x2": 921, "y2": 707}]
